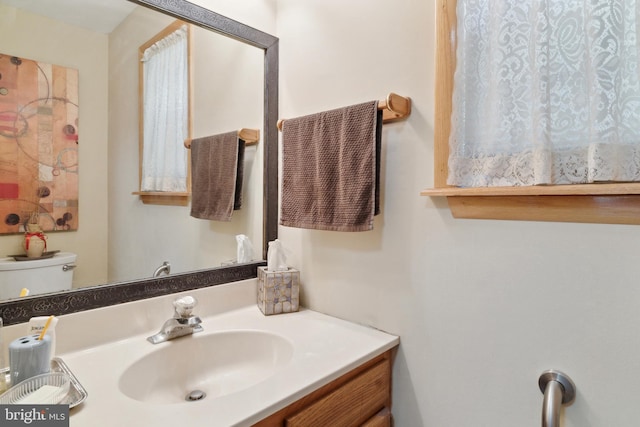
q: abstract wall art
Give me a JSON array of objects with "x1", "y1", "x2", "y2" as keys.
[{"x1": 0, "y1": 53, "x2": 79, "y2": 234}]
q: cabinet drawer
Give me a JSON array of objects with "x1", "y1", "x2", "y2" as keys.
[
  {"x1": 361, "y1": 408, "x2": 391, "y2": 427},
  {"x1": 285, "y1": 358, "x2": 390, "y2": 427}
]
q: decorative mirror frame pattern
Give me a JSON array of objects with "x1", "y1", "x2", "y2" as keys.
[{"x1": 0, "y1": 0, "x2": 279, "y2": 325}]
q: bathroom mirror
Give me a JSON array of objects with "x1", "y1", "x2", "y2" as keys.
[{"x1": 0, "y1": 0, "x2": 278, "y2": 325}]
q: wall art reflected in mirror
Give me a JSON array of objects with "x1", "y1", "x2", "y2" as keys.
[
  {"x1": 0, "y1": 0, "x2": 278, "y2": 324},
  {"x1": 0, "y1": 54, "x2": 79, "y2": 237}
]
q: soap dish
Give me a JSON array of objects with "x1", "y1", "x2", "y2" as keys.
[
  {"x1": 0, "y1": 372, "x2": 70, "y2": 404},
  {"x1": 0, "y1": 357, "x2": 88, "y2": 408}
]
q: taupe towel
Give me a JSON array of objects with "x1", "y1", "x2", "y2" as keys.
[
  {"x1": 281, "y1": 101, "x2": 382, "y2": 231},
  {"x1": 190, "y1": 132, "x2": 245, "y2": 221}
]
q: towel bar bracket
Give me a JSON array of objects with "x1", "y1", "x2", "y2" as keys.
[{"x1": 380, "y1": 92, "x2": 412, "y2": 122}]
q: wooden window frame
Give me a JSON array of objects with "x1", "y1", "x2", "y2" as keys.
[
  {"x1": 421, "y1": 0, "x2": 640, "y2": 225},
  {"x1": 133, "y1": 20, "x2": 193, "y2": 206}
]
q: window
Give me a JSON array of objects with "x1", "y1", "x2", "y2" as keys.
[
  {"x1": 135, "y1": 21, "x2": 191, "y2": 205},
  {"x1": 422, "y1": 0, "x2": 640, "y2": 225}
]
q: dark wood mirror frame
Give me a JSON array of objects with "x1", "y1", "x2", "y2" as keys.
[{"x1": 0, "y1": 0, "x2": 278, "y2": 326}]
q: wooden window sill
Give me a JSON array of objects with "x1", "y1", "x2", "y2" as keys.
[
  {"x1": 132, "y1": 191, "x2": 190, "y2": 206},
  {"x1": 421, "y1": 184, "x2": 640, "y2": 225},
  {"x1": 429, "y1": 1, "x2": 640, "y2": 226}
]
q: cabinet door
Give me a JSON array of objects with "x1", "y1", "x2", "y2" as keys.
[{"x1": 285, "y1": 359, "x2": 390, "y2": 427}]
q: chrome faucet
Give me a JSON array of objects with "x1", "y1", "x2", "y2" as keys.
[{"x1": 147, "y1": 296, "x2": 203, "y2": 344}]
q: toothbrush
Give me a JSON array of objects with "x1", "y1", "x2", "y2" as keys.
[{"x1": 37, "y1": 316, "x2": 54, "y2": 340}]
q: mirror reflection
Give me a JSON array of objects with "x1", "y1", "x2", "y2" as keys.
[
  {"x1": 0, "y1": 0, "x2": 265, "y2": 301},
  {"x1": 138, "y1": 20, "x2": 191, "y2": 195}
]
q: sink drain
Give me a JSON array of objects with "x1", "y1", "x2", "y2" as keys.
[{"x1": 185, "y1": 390, "x2": 206, "y2": 402}]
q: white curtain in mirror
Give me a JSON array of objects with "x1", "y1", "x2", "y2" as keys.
[
  {"x1": 448, "y1": 1, "x2": 640, "y2": 187},
  {"x1": 141, "y1": 25, "x2": 188, "y2": 192}
]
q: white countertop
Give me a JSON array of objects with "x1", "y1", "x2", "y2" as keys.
[{"x1": 60, "y1": 297, "x2": 398, "y2": 426}]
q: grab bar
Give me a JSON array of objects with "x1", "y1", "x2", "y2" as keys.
[
  {"x1": 538, "y1": 370, "x2": 576, "y2": 427},
  {"x1": 153, "y1": 261, "x2": 171, "y2": 278}
]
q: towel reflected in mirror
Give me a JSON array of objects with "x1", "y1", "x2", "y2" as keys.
[{"x1": 190, "y1": 132, "x2": 245, "y2": 221}]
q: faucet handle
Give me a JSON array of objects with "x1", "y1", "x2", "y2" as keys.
[{"x1": 173, "y1": 295, "x2": 197, "y2": 317}]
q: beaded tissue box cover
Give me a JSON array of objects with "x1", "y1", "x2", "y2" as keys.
[{"x1": 257, "y1": 267, "x2": 300, "y2": 315}]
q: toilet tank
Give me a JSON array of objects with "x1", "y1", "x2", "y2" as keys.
[{"x1": 0, "y1": 252, "x2": 77, "y2": 300}]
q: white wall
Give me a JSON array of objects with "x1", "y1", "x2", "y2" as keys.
[
  {"x1": 0, "y1": 5, "x2": 109, "y2": 289},
  {"x1": 276, "y1": 1, "x2": 640, "y2": 426}
]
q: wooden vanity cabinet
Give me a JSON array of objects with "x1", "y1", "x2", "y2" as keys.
[{"x1": 253, "y1": 348, "x2": 395, "y2": 427}]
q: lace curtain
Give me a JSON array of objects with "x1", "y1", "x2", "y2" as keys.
[
  {"x1": 448, "y1": 0, "x2": 640, "y2": 187},
  {"x1": 141, "y1": 25, "x2": 188, "y2": 192}
]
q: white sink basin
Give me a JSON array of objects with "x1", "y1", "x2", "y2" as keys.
[{"x1": 118, "y1": 330, "x2": 294, "y2": 404}]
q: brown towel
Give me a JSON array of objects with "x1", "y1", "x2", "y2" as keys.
[
  {"x1": 190, "y1": 132, "x2": 245, "y2": 221},
  {"x1": 281, "y1": 101, "x2": 382, "y2": 231}
]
